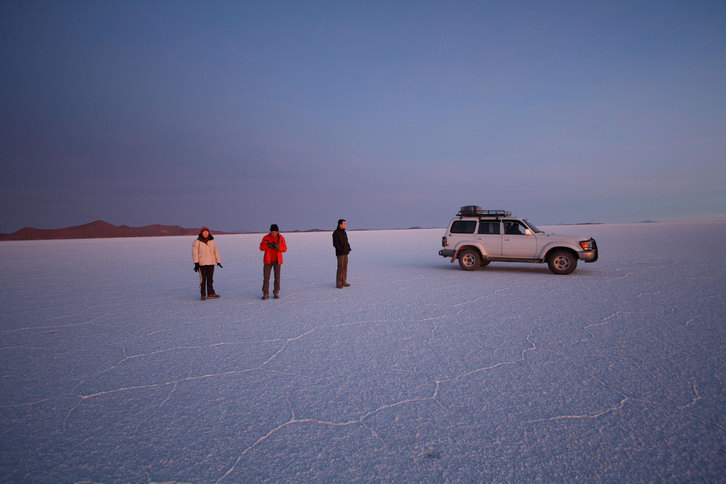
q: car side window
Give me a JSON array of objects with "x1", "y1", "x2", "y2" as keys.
[
  {"x1": 504, "y1": 221, "x2": 527, "y2": 235},
  {"x1": 478, "y1": 222, "x2": 500, "y2": 235},
  {"x1": 450, "y1": 221, "x2": 477, "y2": 234}
]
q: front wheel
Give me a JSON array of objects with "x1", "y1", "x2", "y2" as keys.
[
  {"x1": 547, "y1": 250, "x2": 577, "y2": 275},
  {"x1": 458, "y1": 249, "x2": 481, "y2": 271}
]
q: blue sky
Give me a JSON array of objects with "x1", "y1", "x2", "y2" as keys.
[{"x1": 1, "y1": 0, "x2": 725, "y2": 232}]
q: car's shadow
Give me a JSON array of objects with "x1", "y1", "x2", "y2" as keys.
[{"x1": 429, "y1": 262, "x2": 602, "y2": 276}]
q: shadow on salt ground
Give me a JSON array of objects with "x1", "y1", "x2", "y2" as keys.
[{"x1": 431, "y1": 263, "x2": 580, "y2": 275}]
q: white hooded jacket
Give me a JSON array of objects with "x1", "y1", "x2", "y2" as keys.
[{"x1": 192, "y1": 237, "x2": 221, "y2": 266}]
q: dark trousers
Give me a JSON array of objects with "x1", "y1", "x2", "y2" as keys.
[
  {"x1": 336, "y1": 255, "x2": 348, "y2": 287},
  {"x1": 262, "y1": 262, "x2": 281, "y2": 295},
  {"x1": 199, "y1": 265, "x2": 215, "y2": 296}
]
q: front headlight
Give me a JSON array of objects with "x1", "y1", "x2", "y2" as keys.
[{"x1": 579, "y1": 240, "x2": 592, "y2": 250}]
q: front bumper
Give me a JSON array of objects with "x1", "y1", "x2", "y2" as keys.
[
  {"x1": 579, "y1": 239, "x2": 599, "y2": 262},
  {"x1": 439, "y1": 249, "x2": 456, "y2": 258}
]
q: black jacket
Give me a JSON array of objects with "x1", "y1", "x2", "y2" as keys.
[{"x1": 332, "y1": 228, "x2": 351, "y2": 256}]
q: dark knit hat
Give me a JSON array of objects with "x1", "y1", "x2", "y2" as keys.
[{"x1": 270, "y1": 224, "x2": 279, "y2": 232}]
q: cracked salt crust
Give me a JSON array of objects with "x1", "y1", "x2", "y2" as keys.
[{"x1": 2, "y1": 222, "x2": 725, "y2": 482}]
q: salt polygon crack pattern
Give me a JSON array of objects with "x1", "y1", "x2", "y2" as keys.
[{"x1": 1, "y1": 223, "x2": 725, "y2": 482}]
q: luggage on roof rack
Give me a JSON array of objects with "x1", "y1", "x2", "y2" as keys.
[
  {"x1": 459, "y1": 205, "x2": 483, "y2": 216},
  {"x1": 457, "y1": 206, "x2": 511, "y2": 217}
]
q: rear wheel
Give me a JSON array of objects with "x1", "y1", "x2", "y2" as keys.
[
  {"x1": 458, "y1": 249, "x2": 481, "y2": 271},
  {"x1": 547, "y1": 250, "x2": 577, "y2": 275}
]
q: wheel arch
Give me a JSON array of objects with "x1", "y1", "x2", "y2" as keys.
[
  {"x1": 543, "y1": 245, "x2": 579, "y2": 262},
  {"x1": 454, "y1": 243, "x2": 486, "y2": 259}
]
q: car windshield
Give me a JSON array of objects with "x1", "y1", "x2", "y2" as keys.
[{"x1": 524, "y1": 219, "x2": 544, "y2": 233}]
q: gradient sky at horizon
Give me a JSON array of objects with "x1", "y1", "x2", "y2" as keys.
[{"x1": 2, "y1": 0, "x2": 725, "y2": 233}]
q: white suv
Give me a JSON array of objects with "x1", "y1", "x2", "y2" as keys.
[{"x1": 438, "y1": 206, "x2": 598, "y2": 274}]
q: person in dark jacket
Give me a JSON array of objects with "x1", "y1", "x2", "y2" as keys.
[
  {"x1": 332, "y1": 219, "x2": 351, "y2": 288},
  {"x1": 192, "y1": 227, "x2": 222, "y2": 300},
  {"x1": 259, "y1": 224, "x2": 287, "y2": 300}
]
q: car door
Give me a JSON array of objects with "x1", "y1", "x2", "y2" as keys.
[
  {"x1": 502, "y1": 220, "x2": 537, "y2": 258},
  {"x1": 477, "y1": 220, "x2": 502, "y2": 257}
]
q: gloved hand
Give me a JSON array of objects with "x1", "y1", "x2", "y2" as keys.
[
  {"x1": 217, "y1": 263, "x2": 223, "y2": 268},
  {"x1": 194, "y1": 263, "x2": 200, "y2": 272},
  {"x1": 268, "y1": 242, "x2": 278, "y2": 250}
]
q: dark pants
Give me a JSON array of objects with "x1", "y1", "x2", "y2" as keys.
[
  {"x1": 199, "y1": 265, "x2": 215, "y2": 297},
  {"x1": 263, "y1": 262, "x2": 281, "y2": 295},
  {"x1": 336, "y1": 255, "x2": 348, "y2": 287}
]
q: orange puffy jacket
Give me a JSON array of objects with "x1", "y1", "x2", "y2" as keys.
[{"x1": 259, "y1": 233, "x2": 287, "y2": 264}]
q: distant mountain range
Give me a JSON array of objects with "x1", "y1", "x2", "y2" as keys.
[{"x1": 0, "y1": 220, "x2": 237, "y2": 241}]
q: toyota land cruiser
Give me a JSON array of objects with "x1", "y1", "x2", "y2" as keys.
[{"x1": 438, "y1": 206, "x2": 598, "y2": 274}]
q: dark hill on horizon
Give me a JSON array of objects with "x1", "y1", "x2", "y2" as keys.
[
  {"x1": 0, "y1": 220, "x2": 237, "y2": 241},
  {"x1": 0, "y1": 221, "x2": 441, "y2": 241}
]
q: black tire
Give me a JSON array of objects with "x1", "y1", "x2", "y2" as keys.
[
  {"x1": 458, "y1": 249, "x2": 481, "y2": 271},
  {"x1": 547, "y1": 250, "x2": 577, "y2": 275}
]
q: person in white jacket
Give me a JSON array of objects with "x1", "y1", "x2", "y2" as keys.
[{"x1": 192, "y1": 227, "x2": 222, "y2": 300}]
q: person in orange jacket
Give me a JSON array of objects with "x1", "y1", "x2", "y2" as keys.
[{"x1": 259, "y1": 224, "x2": 287, "y2": 300}]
